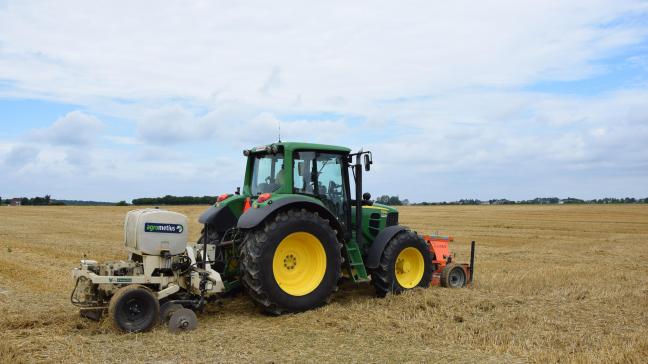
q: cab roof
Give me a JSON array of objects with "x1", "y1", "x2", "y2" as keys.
[{"x1": 250, "y1": 141, "x2": 352, "y2": 154}]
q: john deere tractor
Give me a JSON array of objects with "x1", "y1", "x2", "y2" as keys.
[
  {"x1": 198, "y1": 142, "x2": 433, "y2": 314},
  {"x1": 72, "y1": 142, "x2": 470, "y2": 332}
]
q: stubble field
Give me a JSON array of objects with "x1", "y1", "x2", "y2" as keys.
[{"x1": 0, "y1": 204, "x2": 647, "y2": 363}]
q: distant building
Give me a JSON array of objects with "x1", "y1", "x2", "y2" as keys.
[
  {"x1": 490, "y1": 199, "x2": 514, "y2": 205},
  {"x1": 10, "y1": 198, "x2": 21, "y2": 206}
]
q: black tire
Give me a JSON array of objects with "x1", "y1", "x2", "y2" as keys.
[
  {"x1": 108, "y1": 285, "x2": 159, "y2": 333},
  {"x1": 440, "y1": 263, "x2": 467, "y2": 288},
  {"x1": 240, "y1": 209, "x2": 342, "y2": 315},
  {"x1": 159, "y1": 302, "x2": 183, "y2": 325},
  {"x1": 372, "y1": 230, "x2": 433, "y2": 298}
]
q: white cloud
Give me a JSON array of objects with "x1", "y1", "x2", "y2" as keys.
[
  {"x1": 135, "y1": 106, "x2": 352, "y2": 146},
  {"x1": 136, "y1": 106, "x2": 204, "y2": 144},
  {"x1": 259, "y1": 66, "x2": 282, "y2": 95},
  {"x1": 28, "y1": 111, "x2": 104, "y2": 146},
  {"x1": 0, "y1": 1, "x2": 646, "y2": 109},
  {"x1": 2, "y1": 144, "x2": 39, "y2": 168},
  {"x1": 359, "y1": 87, "x2": 648, "y2": 199},
  {"x1": 103, "y1": 136, "x2": 140, "y2": 145}
]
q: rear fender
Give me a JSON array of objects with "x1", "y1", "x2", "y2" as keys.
[
  {"x1": 365, "y1": 225, "x2": 408, "y2": 269},
  {"x1": 237, "y1": 196, "x2": 343, "y2": 241},
  {"x1": 198, "y1": 195, "x2": 246, "y2": 231}
]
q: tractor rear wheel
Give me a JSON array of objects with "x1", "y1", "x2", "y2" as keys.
[
  {"x1": 372, "y1": 231, "x2": 432, "y2": 297},
  {"x1": 108, "y1": 285, "x2": 159, "y2": 333},
  {"x1": 240, "y1": 209, "x2": 342, "y2": 315}
]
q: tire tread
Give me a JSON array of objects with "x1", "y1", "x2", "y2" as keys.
[
  {"x1": 372, "y1": 230, "x2": 432, "y2": 297},
  {"x1": 240, "y1": 209, "x2": 342, "y2": 315}
]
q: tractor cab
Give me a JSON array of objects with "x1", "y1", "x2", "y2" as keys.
[{"x1": 239, "y1": 143, "x2": 397, "y2": 247}]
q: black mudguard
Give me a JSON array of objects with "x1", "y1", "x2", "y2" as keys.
[
  {"x1": 237, "y1": 196, "x2": 343, "y2": 239},
  {"x1": 365, "y1": 225, "x2": 409, "y2": 269},
  {"x1": 198, "y1": 205, "x2": 238, "y2": 232}
]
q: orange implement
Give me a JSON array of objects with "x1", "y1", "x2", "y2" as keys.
[{"x1": 423, "y1": 235, "x2": 474, "y2": 287}]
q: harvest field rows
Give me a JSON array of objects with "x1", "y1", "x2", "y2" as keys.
[{"x1": 1, "y1": 205, "x2": 647, "y2": 363}]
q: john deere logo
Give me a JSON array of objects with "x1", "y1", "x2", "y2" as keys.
[{"x1": 144, "y1": 223, "x2": 184, "y2": 234}]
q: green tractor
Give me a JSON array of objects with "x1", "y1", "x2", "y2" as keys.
[{"x1": 199, "y1": 142, "x2": 434, "y2": 314}]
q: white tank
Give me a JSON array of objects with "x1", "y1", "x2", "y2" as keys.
[{"x1": 124, "y1": 209, "x2": 188, "y2": 256}]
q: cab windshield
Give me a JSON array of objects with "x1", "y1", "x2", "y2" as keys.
[{"x1": 251, "y1": 153, "x2": 285, "y2": 195}]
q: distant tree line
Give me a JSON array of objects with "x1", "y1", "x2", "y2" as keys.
[
  {"x1": 131, "y1": 195, "x2": 217, "y2": 205},
  {"x1": 375, "y1": 195, "x2": 409, "y2": 206},
  {"x1": 3, "y1": 194, "x2": 647, "y2": 207},
  {"x1": 57, "y1": 199, "x2": 114, "y2": 206},
  {"x1": 411, "y1": 197, "x2": 648, "y2": 205},
  {"x1": 128, "y1": 194, "x2": 648, "y2": 206},
  {"x1": 0, "y1": 195, "x2": 54, "y2": 205},
  {"x1": 0, "y1": 196, "x2": 116, "y2": 206}
]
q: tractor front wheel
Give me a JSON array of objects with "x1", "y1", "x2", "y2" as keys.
[
  {"x1": 372, "y1": 231, "x2": 432, "y2": 297},
  {"x1": 240, "y1": 209, "x2": 342, "y2": 315}
]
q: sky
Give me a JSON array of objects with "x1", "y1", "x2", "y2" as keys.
[{"x1": 1, "y1": 0, "x2": 648, "y2": 202}]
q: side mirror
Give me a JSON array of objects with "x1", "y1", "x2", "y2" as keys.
[
  {"x1": 297, "y1": 161, "x2": 304, "y2": 176},
  {"x1": 363, "y1": 154, "x2": 372, "y2": 171}
]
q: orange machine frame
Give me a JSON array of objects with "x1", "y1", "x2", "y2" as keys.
[{"x1": 423, "y1": 235, "x2": 474, "y2": 287}]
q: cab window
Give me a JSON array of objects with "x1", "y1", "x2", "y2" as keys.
[
  {"x1": 251, "y1": 153, "x2": 285, "y2": 195},
  {"x1": 293, "y1": 152, "x2": 346, "y2": 221}
]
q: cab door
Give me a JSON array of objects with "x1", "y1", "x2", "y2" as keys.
[{"x1": 292, "y1": 151, "x2": 351, "y2": 234}]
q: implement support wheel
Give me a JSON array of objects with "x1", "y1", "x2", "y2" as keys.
[
  {"x1": 108, "y1": 285, "x2": 159, "y2": 333},
  {"x1": 440, "y1": 263, "x2": 467, "y2": 288}
]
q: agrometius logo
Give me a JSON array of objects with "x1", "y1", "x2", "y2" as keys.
[{"x1": 144, "y1": 223, "x2": 184, "y2": 234}]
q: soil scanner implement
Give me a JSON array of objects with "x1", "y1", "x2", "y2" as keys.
[{"x1": 71, "y1": 142, "x2": 475, "y2": 333}]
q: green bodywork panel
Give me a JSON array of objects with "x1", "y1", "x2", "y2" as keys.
[
  {"x1": 347, "y1": 203, "x2": 398, "y2": 282},
  {"x1": 215, "y1": 194, "x2": 247, "y2": 218},
  {"x1": 352, "y1": 202, "x2": 398, "y2": 251}
]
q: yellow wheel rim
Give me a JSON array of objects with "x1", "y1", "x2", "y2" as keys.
[
  {"x1": 272, "y1": 232, "x2": 327, "y2": 296},
  {"x1": 394, "y1": 247, "x2": 425, "y2": 289}
]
